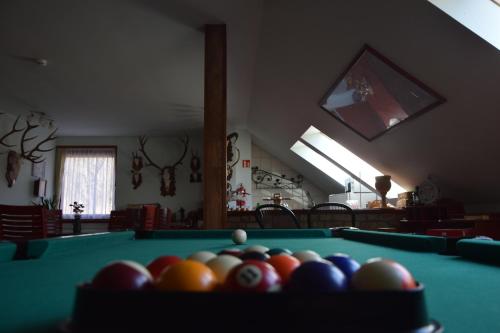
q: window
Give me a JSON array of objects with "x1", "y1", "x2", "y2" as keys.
[
  {"x1": 428, "y1": 0, "x2": 500, "y2": 51},
  {"x1": 291, "y1": 126, "x2": 407, "y2": 207},
  {"x1": 58, "y1": 147, "x2": 116, "y2": 219}
]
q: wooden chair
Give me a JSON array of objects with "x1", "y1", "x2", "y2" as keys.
[
  {"x1": 109, "y1": 210, "x2": 132, "y2": 231},
  {"x1": 141, "y1": 204, "x2": 160, "y2": 231},
  {"x1": 46, "y1": 209, "x2": 63, "y2": 236},
  {"x1": 307, "y1": 203, "x2": 355, "y2": 228},
  {"x1": 0, "y1": 205, "x2": 48, "y2": 240},
  {"x1": 255, "y1": 204, "x2": 300, "y2": 229}
]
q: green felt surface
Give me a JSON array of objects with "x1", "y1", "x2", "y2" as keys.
[
  {"x1": 457, "y1": 239, "x2": 500, "y2": 265},
  {"x1": 340, "y1": 229, "x2": 448, "y2": 252},
  {"x1": 138, "y1": 228, "x2": 332, "y2": 239},
  {"x1": 0, "y1": 241, "x2": 16, "y2": 262},
  {"x1": 0, "y1": 230, "x2": 499, "y2": 332},
  {"x1": 27, "y1": 232, "x2": 135, "y2": 259}
]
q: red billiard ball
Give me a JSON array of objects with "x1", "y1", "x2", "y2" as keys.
[
  {"x1": 92, "y1": 261, "x2": 153, "y2": 290},
  {"x1": 218, "y1": 248, "x2": 243, "y2": 257},
  {"x1": 240, "y1": 251, "x2": 270, "y2": 262},
  {"x1": 146, "y1": 255, "x2": 182, "y2": 280},
  {"x1": 351, "y1": 258, "x2": 417, "y2": 291},
  {"x1": 224, "y1": 260, "x2": 281, "y2": 292}
]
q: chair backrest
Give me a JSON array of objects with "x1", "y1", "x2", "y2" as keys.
[
  {"x1": 0, "y1": 205, "x2": 48, "y2": 240},
  {"x1": 307, "y1": 203, "x2": 355, "y2": 228},
  {"x1": 141, "y1": 204, "x2": 160, "y2": 231},
  {"x1": 109, "y1": 210, "x2": 131, "y2": 231},
  {"x1": 255, "y1": 204, "x2": 300, "y2": 229}
]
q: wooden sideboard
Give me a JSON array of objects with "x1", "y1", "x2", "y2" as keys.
[{"x1": 227, "y1": 208, "x2": 405, "y2": 229}]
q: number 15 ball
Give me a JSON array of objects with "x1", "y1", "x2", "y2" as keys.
[{"x1": 232, "y1": 229, "x2": 247, "y2": 245}]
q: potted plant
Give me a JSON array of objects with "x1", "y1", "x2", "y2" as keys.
[{"x1": 70, "y1": 201, "x2": 85, "y2": 234}]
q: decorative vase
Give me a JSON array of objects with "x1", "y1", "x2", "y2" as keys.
[
  {"x1": 375, "y1": 175, "x2": 392, "y2": 208},
  {"x1": 73, "y1": 214, "x2": 82, "y2": 234}
]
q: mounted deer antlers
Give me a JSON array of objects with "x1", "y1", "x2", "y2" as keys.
[
  {"x1": 137, "y1": 135, "x2": 189, "y2": 196},
  {"x1": 0, "y1": 114, "x2": 57, "y2": 187}
]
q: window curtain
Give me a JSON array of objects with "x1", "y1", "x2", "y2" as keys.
[{"x1": 58, "y1": 147, "x2": 116, "y2": 219}]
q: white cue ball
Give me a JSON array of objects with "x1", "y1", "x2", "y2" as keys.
[
  {"x1": 232, "y1": 229, "x2": 247, "y2": 245},
  {"x1": 292, "y1": 250, "x2": 321, "y2": 263},
  {"x1": 187, "y1": 251, "x2": 217, "y2": 263}
]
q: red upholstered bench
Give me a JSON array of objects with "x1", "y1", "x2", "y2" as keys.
[{"x1": 425, "y1": 228, "x2": 475, "y2": 238}]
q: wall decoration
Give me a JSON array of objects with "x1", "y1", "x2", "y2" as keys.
[
  {"x1": 137, "y1": 135, "x2": 189, "y2": 196},
  {"x1": 320, "y1": 44, "x2": 445, "y2": 141},
  {"x1": 0, "y1": 115, "x2": 57, "y2": 187},
  {"x1": 31, "y1": 160, "x2": 46, "y2": 179},
  {"x1": 226, "y1": 132, "x2": 240, "y2": 182},
  {"x1": 252, "y1": 166, "x2": 303, "y2": 190},
  {"x1": 131, "y1": 152, "x2": 143, "y2": 189},
  {"x1": 189, "y1": 150, "x2": 202, "y2": 183},
  {"x1": 242, "y1": 160, "x2": 250, "y2": 168}
]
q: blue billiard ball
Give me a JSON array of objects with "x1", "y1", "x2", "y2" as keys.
[
  {"x1": 324, "y1": 254, "x2": 360, "y2": 280},
  {"x1": 288, "y1": 261, "x2": 347, "y2": 292}
]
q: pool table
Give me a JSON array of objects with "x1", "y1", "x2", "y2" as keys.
[{"x1": 1, "y1": 229, "x2": 499, "y2": 332}]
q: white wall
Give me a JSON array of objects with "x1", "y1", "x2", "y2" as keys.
[
  {"x1": 56, "y1": 131, "x2": 203, "y2": 212},
  {"x1": 228, "y1": 128, "x2": 253, "y2": 208},
  {"x1": 0, "y1": 114, "x2": 55, "y2": 205},
  {"x1": 251, "y1": 143, "x2": 327, "y2": 209}
]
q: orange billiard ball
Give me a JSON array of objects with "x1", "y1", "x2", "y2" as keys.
[
  {"x1": 266, "y1": 255, "x2": 300, "y2": 284},
  {"x1": 156, "y1": 260, "x2": 217, "y2": 292}
]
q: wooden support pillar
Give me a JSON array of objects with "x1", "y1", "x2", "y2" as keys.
[{"x1": 203, "y1": 24, "x2": 227, "y2": 229}]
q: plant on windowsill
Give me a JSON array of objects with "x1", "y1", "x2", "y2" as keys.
[
  {"x1": 70, "y1": 201, "x2": 85, "y2": 234},
  {"x1": 32, "y1": 195, "x2": 60, "y2": 211}
]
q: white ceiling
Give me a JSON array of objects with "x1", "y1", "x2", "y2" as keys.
[
  {"x1": 0, "y1": 0, "x2": 262, "y2": 136},
  {"x1": 2, "y1": 0, "x2": 500, "y2": 206}
]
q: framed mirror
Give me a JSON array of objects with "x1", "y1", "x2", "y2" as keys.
[{"x1": 320, "y1": 45, "x2": 445, "y2": 141}]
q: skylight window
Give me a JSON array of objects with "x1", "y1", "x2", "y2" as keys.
[
  {"x1": 428, "y1": 0, "x2": 500, "y2": 51},
  {"x1": 291, "y1": 126, "x2": 407, "y2": 199}
]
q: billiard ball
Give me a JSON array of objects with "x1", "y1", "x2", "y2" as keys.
[
  {"x1": 156, "y1": 260, "x2": 217, "y2": 292},
  {"x1": 292, "y1": 250, "x2": 321, "y2": 263},
  {"x1": 146, "y1": 255, "x2": 182, "y2": 280},
  {"x1": 218, "y1": 248, "x2": 243, "y2": 257},
  {"x1": 266, "y1": 254, "x2": 300, "y2": 283},
  {"x1": 206, "y1": 255, "x2": 243, "y2": 283},
  {"x1": 288, "y1": 261, "x2": 347, "y2": 292},
  {"x1": 187, "y1": 251, "x2": 217, "y2": 263},
  {"x1": 232, "y1": 229, "x2": 247, "y2": 245},
  {"x1": 224, "y1": 260, "x2": 281, "y2": 292},
  {"x1": 244, "y1": 245, "x2": 270, "y2": 253},
  {"x1": 240, "y1": 251, "x2": 270, "y2": 261},
  {"x1": 351, "y1": 258, "x2": 417, "y2": 291},
  {"x1": 92, "y1": 260, "x2": 153, "y2": 290},
  {"x1": 323, "y1": 254, "x2": 360, "y2": 280},
  {"x1": 266, "y1": 248, "x2": 292, "y2": 256}
]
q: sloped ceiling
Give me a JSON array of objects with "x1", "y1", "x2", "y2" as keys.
[
  {"x1": 0, "y1": 0, "x2": 262, "y2": 135},
  {"x1": 1, "y1": 0, "x2": 500, "y2": 206},
  {"x1": 248, "y1": 0, "x2": 500, "y2": 205}
]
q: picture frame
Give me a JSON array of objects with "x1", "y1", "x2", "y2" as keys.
[{"x1": 319, "y1": 45, "x2": 445, "y2": 141}]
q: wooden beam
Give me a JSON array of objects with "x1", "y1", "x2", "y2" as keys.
[{"x1": 203, "y1": 24, "x2": 227, "y2": 229}]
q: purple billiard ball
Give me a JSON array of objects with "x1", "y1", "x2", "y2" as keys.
[
  {"x1": 288, "y1": 261, "x2": 347, "y2": 292},
  {"x1": 324, "y1": 254, "x2": 360, "y2": 280}
]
